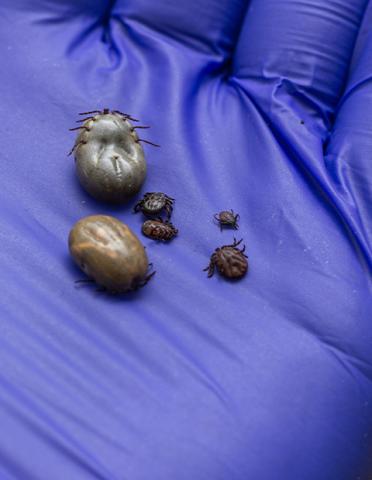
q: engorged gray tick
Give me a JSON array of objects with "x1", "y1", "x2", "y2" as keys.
[{"x1": 68, "y1": 108, "x2": 159, "y2": 204}]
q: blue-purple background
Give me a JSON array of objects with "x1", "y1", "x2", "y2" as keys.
[{"x1": 0, "y1": 1, "x2": 371, "y2": 479}]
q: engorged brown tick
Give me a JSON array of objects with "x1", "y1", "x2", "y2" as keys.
[
  {"x1": 69, "y1": 215, "x2": 155, "y2": 293},
  {"x1": 204, "y1": 238, "x2": 248, "y2": 280},
  {"x1": 214, "y1": 209, "x2": 240, "y2": 230}
]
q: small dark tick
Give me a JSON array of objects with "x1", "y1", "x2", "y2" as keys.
[
  {"x1": 214, "y1": 209, "x2": 240, "y2": 230},
  {"x1": 142, "y1": 218, "x2": 178, "y2": 241},
  {"x1": 134, "y1": 192, "x2": 174, "y2": 219}
]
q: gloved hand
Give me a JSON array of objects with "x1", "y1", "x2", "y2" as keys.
[{"x1": 0, "y1": 1, "x2": 371, "y2": 479}]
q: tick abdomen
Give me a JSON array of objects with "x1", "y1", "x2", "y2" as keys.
[
  {"x1": 216, "y1": 248, "x2": 248, "y2": 278},
  {"x1": 143, "y1": 197, "x2": 164, "y2": 213}
]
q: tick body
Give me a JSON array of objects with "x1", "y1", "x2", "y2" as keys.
[
  {"x1": 214, "y1": 210, "x2": 239, "y2": 230},
  {"x1": 134, "y1": 192, "x2": 174, "y2": 219},
  {"x1": 204, "y1": 238, "x2": 248, "y2": 280},
  {"x1": 69, "y1": 215, "x2": 154, "y2": 293},
  {"x1": 69, "y1": 109, "x2": 156, "y2": 204},
  {"x1": 142, "y1": 218, "x2": 178, "y2": 241}
]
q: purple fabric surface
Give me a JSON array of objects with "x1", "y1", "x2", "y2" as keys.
[{"x1": 0, "y1": 1, "x2": 371, "y2": 479}]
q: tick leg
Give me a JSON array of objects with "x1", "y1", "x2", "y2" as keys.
[
  {"x1": 137, "y1": 138, "x2": 160, "y2": 147},
  {"x1": 79, "y1": 110, "x2": 102, "y2": 115},
  {"x1": 146, "y1": 270, "x2": 156, "y2": 281},
  {"x1": 203, "y1": 258, "x2": 215, "y2": 278},
  {"x1": 207, "y1": 263, "x2": 215, "y2": 277},
  {"x1": 67, "y1": 144, "x2": 76, "y2": 157},
  {"x1": 132, "y1": 126, "x2": 150, "y2": 130},
  {"x1": 112, "y1": 110, "x2": 130, "y2": 116},
  {"x1": 138, "y1": 270, "x2": 156, "y2": 288},
  {"x1": 225, "y1": 238, "x2": 241, "y2": 248},
  {"x1": 69, "y1": 126, "x2": 90, "y2": 132},
  {"x1": 74, "y1": 278, "x2": 95, "y2": 289},
  {"x1": 165, "y1": 204, "x2": 173, "y2": 220},
  {"x1": 232, "y1": 238, "x2": 243, "y2": 247},
  {"x1": 133, "y1": 203, "x2": 142, "y2": 213},
  {"x1": 67, "y1": 140, "x2": 87, "y2": 156},
  {"x1": 120, "y1": 115, "x2": 140, "y2": 123},
  {"x1": 76, "y1": 117, "x2": 95, "y2": 123},
  {"x1": 113, "y1": 110, "x2": 139, "y2": 122},
  {"x1": 213, "y1": 215, "x2": 221, "y2": 229}
]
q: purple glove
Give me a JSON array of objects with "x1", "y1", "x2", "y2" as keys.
[{"x1": 0, "y1": 0, "x2": 371, "y2": 478}]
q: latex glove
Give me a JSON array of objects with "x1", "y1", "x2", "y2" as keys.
[{"x1": 0, "y1": 1, "x2": 371, "y2": 479}]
